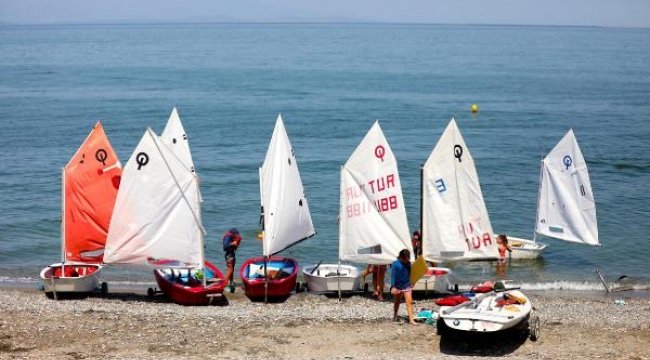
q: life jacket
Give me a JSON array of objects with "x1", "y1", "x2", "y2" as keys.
[{"x1": 222, "y1": 231, "x2": 240, "y2": 251}]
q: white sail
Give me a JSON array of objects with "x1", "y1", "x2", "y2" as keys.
[
  {"x1": 260, "y1": 114, "x2": 315, "y2": 256},
  {"x1": 535, "y1": 129, "x2": 598, "y2": 246},
  {"x1": 421, "y1": 118, "x2": 498, "y2": 261},
  {"x1": 104, "y1": 128, "x2": 204, "y2": 268},
  {"x1": 160, "y1": 107, "x2": 196, "y2": 173},
  {"x1": 339, "y1": 120, "x2": 412, "y2": 265}
]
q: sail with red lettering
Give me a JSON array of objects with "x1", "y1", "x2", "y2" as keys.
[
  {"x1": 339, "y1": 120, "x2": 412, "y2": 265},
  {"x1": 63, "y1": 122, "x2": 122, "y2": 263},
  {"x1": 535, "y1": 129, "x2": 598, "y2": 246},
  {"x1": 421, "y1": 118, "x2": 498, "y2": 261},
  {"x1": 259, "y1": 114, "x2": 315, "y2": 256}
]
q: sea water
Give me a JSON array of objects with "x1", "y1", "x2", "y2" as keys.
[{"x1": 1, "y1": 23, "x2": 649, "y2": 291}]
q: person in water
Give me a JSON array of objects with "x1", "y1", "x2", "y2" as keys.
[
  {"x1": 222, "y1": 228, "x2": 242, "y2": 292},
  {"x1": 390, "y1": 249, "x2": 416, "y2": 325},
  {"x1": 411, "y1": 230, "x2": 422, "y2": 259},
  {"x1": 496, "y1": 234, "x2": 512, "y2": 263}
]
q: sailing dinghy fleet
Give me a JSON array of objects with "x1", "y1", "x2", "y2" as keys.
[{"x1": 40, "y1": 112, "x2": 598, "y2": 320}]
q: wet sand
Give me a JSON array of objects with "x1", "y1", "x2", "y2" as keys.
[{"x1": 0, "y1": 288, "x2": 649, "y2": 359}]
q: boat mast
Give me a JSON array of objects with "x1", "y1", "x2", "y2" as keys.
[
  {"x1": 196, "y1": 176, "x2": 207, "y2": 289},
  {"x1": 419, "y1": 164, "x2": 424, "y2": 258},
  {"x1": 532, "y1": 158, "x2": 544, "y2": 243},
  {"x1": 61, "y1": 167, "x2": 66, "y2": 270}
]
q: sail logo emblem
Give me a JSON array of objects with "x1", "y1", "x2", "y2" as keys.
[
  {"x1": 136, "y1": 152, "x2": 149, "y2": 170},
  {"x1": 563, "y1": 155, "x2": 572, "y2": 170},
  {"x1": 454, "y1": 145, "x2": 463, "y2": 162},
  {"x1": 374, "y1": 145, "x2": 385, "y2": 162},
  {"x1": 95, "y1": 148, "x2": 107, "y2": 165}
]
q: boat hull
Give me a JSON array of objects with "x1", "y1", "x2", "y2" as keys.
[
  {"x1": 153, "y1": 260, "x2": 226, "y2": 306},
  {"x1": 506, "y1": 237, "x2": 547, "y2": 259},
  {"x1": 439, "y1": 289, "x2": 532, "y2": 333},
  {"x1": 412, "y1": 267, "x2": 452, "y2": 293},
  {"x1": 302, "y1": 264, "x2": 361, "y2": 292},
  {"x1": 40, "y1": 263, "x2": 103, "y2": 296},
  {"x1": 240, "y1": 257, "x2": 298, "y2": 300}
]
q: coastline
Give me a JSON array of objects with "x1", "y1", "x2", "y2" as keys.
[{"x1": 1, "y1": 288, "x2": 648, "y2": 359}]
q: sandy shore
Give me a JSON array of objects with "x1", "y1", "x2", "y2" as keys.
[{"x1": 0, "y1": 288, "x2": 649, "y2": 359}]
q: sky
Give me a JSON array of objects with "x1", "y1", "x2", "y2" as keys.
[{"x1": 1, "y1": 0, "x2": 649, "y2": 28}]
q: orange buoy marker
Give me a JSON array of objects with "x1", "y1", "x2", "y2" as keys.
[{"x1": 471, "y1": 104, "x2": 478, "y2": 113}]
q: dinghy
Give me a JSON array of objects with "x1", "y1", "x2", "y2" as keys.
[
  {"x1": 421, "y1": 118, "x2": 499, "y2": 262},
  {"x1": 506, "y1": 129, "x2": 598, "y2": 259},
  {"x1": 436, "y1": 281, "x2": 540, "y2": 340},
  {"x1": 240, "y1": 115, "x2": 315, "y2": 301},
  {"x1": 40, "y1": 122, "x2": 122, "y2": 298},
  {"x1": 304, "y1": 121, "x2": 416, "y2": 296},
  {"x1": 104, "y1": 128, "x2": 226, "y2": 305}
]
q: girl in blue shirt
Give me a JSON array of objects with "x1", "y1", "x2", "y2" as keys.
[{"x1": 390, "y1": 249, "x2": 416, "y2": 325}]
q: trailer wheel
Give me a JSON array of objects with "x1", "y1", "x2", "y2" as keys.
[
  {"x1": 100, "y1": 282, "x2": 108, "y2": 295},
  {"x1": 147, "y1": 287, "x2": 155, "y2": 298},
  {"x1": 529, "y1": 315, "x2": 540, "y2": 341}
]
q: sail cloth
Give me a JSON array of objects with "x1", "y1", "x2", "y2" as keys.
[
  {"x1": 160, "y1": 107, "x2": 196, "y2": 173},
  {"x1": 536, "y1": 129, "x2": 599, "y2": 246},
  {"x1": 64, "y1": 122, "x2": 122, "y2": 263},
  {"x1": 421, "y1": 118, "x2": 498, "y2": 262},
  {"x1": 259, "y1": 115, "x2": 315, "y2": 256},
  {"x1": 104, "y1": 128, "x2": 204, "y2": 268},
  {"x1": 339, "y1": 120, "x2": 412, "y2": 265}
]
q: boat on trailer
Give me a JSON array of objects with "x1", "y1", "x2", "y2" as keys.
[
  {"x1": 505, "y1": 129, "x2": 598, "y2": 259},
  {"x1": 104, "y1": 127, "x2": 225, "y2": 305},
  {"x1": 436, "y1": 281, "x2": 540, "y2": 340},
  {"x1": 241, "y1": 115, "x2": 315, "y2": 301},
  {"x1": 304, "y1": 121, "x2": 418, "y2": 296},
  {"x1": 40, "y1": 122, "x2": 122, "y2": 299}
]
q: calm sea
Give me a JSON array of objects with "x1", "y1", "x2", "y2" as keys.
[{"x1": 1, "y1": 23, "x2": 649, "y2": 291}]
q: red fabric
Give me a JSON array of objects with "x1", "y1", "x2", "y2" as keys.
[
  {"x1": 471, "y1": 285, "x2": 494, "y2": 293},
  {"x1": 64, "y1": 122, "x2": 121, "y2": 263},
  {"x1": 435, "y1": 295, "x2": 469, "y2": 306},
  {"x1": 495, "y1": 299, "x2": 519, "y2": 307}
]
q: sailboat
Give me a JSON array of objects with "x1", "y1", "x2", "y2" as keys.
[
  {"x1": 421, "y1": 118, "x2": 500, "y2": 262},
  {"x1": 40, "y1": 122, "x2": 122, "y2": 298},
  {"x1": 240, "y1": 115, "x2": 315, "y2": 301},
  {"x1": 303, "y1": 120, "x2": 418, "y2": 294},
  {"x1": 104, "y1": 128, "x2": 226, "y2": 305},
  {"x1": 506, "y1": 129, "x2": 598, "y2": 258}
]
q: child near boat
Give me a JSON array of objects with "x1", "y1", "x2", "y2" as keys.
[
  {"x1": 390, "y1": 249, "x2": 416, "y2": 325},
  {"x1": 497, "y1": 235, "x2": 513, "y2": 263},
  {"x1": 222, "y1": 228, "x2": 242, "y2": 292}
]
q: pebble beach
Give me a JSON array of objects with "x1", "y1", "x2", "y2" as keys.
[{"x1": 1, "y1": 288, "x2": 648, "y2": 359}]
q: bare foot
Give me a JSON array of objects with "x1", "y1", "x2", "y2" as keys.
[
  {"x1": 409, "y1": 321, "x2": 418, "y2": 326},
  {"x1": 377, "y1": 295, "x2": 384, "y2": 301},
  {"x1": 393, "y1": 316, "x2": 400, "y2": 322}
]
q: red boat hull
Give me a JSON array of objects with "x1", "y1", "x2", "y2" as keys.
[
  {"x1": 239, "y1": 257, "x2": 298, "y2": 300},
  {"x1": 153, "y1": 261, "x2": 226, "y2": 306}
]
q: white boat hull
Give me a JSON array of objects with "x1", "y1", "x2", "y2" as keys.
[
  {"x1": 40, "y1": 263, "x2": 104, "y2": 295},
  {"x1": 302, "y1": 264, "x2": 361, "y2": 292},
  {"x1": 439, "y1": 290, "x2": 532, "y2": 332},
  {"x1": 505, "y1": 237, "x2": 547, "y2": 259},
  {"x1": 412, "y1": 267, "x2": 453, "y2": 293}
]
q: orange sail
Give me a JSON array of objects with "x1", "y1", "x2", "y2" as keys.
[{"x1": 64, "y1": 122, "x2": 122, "y2": 263}]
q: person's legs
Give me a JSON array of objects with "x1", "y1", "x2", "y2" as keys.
[
  {"x1": 404, "y1": 290, "x2": 416, "y2": 325},
  {"x1": 376, "y1": 265, "x2": 386, "y2": 301},
  {"x1": 224, "y1": 253, "x2": 235, "y2": 288},
  {"x1": 372, "y1": 266, "x2": 379, "y2": 296},
  {"x1": 393, "y1": 292, "x2": 402, "y2": 321}
]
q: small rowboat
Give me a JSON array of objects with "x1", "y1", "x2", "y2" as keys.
[
  {"x1": 240, "y1": 257, "x2": 299, "y2": 300},
  {"x1": 302, "y1": 264, "x2": 361, "y2": 293},
  {"x1": 412, "y1": 267, "x2": 453, "y2": 293},
  {"x1": 436, "y1": 283, "x2": 540, "y2": 340},
  {"x1": 40, "y1": 263, "x2": 107, "y2": 298},
  {"x1": 152, "y1": 260, "x2": 226, "y2": 305}
]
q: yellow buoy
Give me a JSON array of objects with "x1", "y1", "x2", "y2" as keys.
[{"x1": 471, "y1": 104, "x2": 478, "y2": 113}]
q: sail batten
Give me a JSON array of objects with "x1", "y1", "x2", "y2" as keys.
[
  {"x1": 104, "y1": 128, "x2": 203, "y2": 268},
  {"x1": 535, "y1": 129, "x2": 599, "y2": 246},
  {"x1": 63, "y1": 122, "x2": 122, "y2": 263},
  {"x1": 260, "y1": 115, "x2": 315, "y2": 256},
  {"x1": 421, "y1": 118, "x2": 498, "y2": 262},
  {"x1": 339, "y1": 120, "x2": 412, "y2": 265}
]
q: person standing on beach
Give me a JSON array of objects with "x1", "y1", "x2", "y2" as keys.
[
  {"x1": 390, "y1": 249, "x2": 416, "y2": 325},
  {"x1": 222, "y1": 228, "x2": 242, "y2": 293}
]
